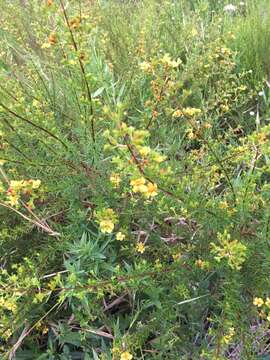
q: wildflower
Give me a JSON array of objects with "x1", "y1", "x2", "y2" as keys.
[
  {"x1": 116, "y1": 232, "x2": 125, "y2": 241},
  {"x1": 132, "y1": 130, "x2": 149, "y2": 145},
  {"x1": 120, "y1": 352, "x2": 133, "y2": 360},
  {"x1": 7, "y1": 194, "x2": 20, "y2": 207},
  {"x1": 79, "y1": 52, "x2": 86, "y2": 61},
  {"x1": 31, "y1": 180, "x2": 41, "y2": 189},
  {"x1": 161, "y1": 53, "x2": 181, "y2": 68},
  {"x1": 99, "y1": 219, "x2": 114, "y2": 233},
  {"x1": 139, "y1": 61, "x2": 152, "y2": 72},
  {"x1": 173, "y1": 252, "x2": 181, "y2": 261},
  {"x1": 174, "y1": 107, "x2": 201, "y2": 118},
  {"x1": 0, "y1": 159, "x2": 6, "y2": 165},
  {"x1": 152, "y1": 110, "x2": 159, "y2": 118},
  {"x1": 265, "y1": 297, "x2": 270, "y2": 308},
  {"x1": 224, "y1": 4, "x2": 237, "y2": 13},
  {"x1": 191, "y1": 28, "x2": 198, "y2": 37},
  {"x1": 219, "y1": 201, "x2": 229, "y2": 209},
  {"x1": 220, "y1": 104, "x2": 229, "y2": 112},
  {"x1": 48, "y1": 33, "x2": 57, "y2": 45},
  {"x1": 138, "y1": 146, "x2": 151, "y2": 157},
  {"x1": 187, "y1": 129, "x2": 195, "y2": 140},
  {"x1": 195, "y1": 259, "x2": 204, "y2": 268},
  {"x1": 130, "y1": 177, "x2": 147, "y2": 193},
  {"x1": 136, "y1": 242, "x2": 146, "y2": 254},
  {"x1": 238, "y1": 85, "x2": 247, "y2": 91},
  {"x1": 145, "y1": 182, "x2": 158, "y2": 198},
  {"x1": 152, "y1": 151, "x2": 167, "y2": 163},
  {"x1": 172, "y1": 109, "x2": 183, "y2": 118},
  {"x1": 253, "y1": 297, "x2": 264, "y2": 307},
  {"x1": 211, "y1": 231, "x2": 247, "y2": 270},
  {"x1": 47, "y1": 0, "x2": 53, "y2": 5},
  {"x1": 222, "y1": 327, "x2": 235, "y2": 345},
  {"x1": 110, "y1": 173, "x2": 121, "y2": 188},
  {"x1": 9, "y1": 180, "x2": 25, "y2": 192},
  {"x1": 70, "y1": 18, "x2": 81, "y2": 30},
  {"x1": 259, "y1": 310, "x2": 266, "y2": 319},
  {"x1": 95, "y1": 208, "x2": 117, "y2": 234}
]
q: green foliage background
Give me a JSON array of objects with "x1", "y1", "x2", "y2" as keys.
[{"x1": 1, "y1": 0, "x2": 270, "y2": 359}]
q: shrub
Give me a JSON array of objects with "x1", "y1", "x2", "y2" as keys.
[{"x1": 0, "y1": 0, "x2": 270, "y2": 359}]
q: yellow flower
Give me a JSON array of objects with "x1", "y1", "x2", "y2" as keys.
[
  {"x1": 195, "y1": 259, "x2": 204, "y2": 268},
  {"x1": 187, "y1": 130, "x2": 195, "y2": 140},
  {"x1": 9, "y1": 180, "x2": 24, "y2": 192},
  {"x1": 160, "y1": 53, "x2": 181, "y2": 68},
  {"x1": 265, "y1": 297, "x2": 270, "y2": 308},
  {"x1": 31, "y1": 179, "x2": 41, "y2": 189},
  {"x1": 110, "y1": 173, "x2": 121, "y2": 188},
  {"x1": 267, "y1": 314, "x2": 270, "y2": 322},
  {"x1": 191, "y1": 28, "x2": 198, "y2": 37},
  {"x1": 138, "y1": 146, "x2": 151, "y2": 157},
  {"x1": 220, "y1": 104, "x2": 229, "y2": 113},
  {"x1": 99, "y1": 219, "x2": 115, "y2": 234},
  {"x1": 7, "y1": 194, "x2": 20, "y2": 207},
  {"x1": 152, "y1": 153, "x2": 167, "y2": 163},
  {"x1": 0, "y1": 159, "x2": 6, "y2": 165},
  {"x1": 172, "y1": 109, "x2": 183, "y2": 118},
  {"x1": 95, "y1": 208, "x2": 118, "y2": 234},
  {"x1": 172, "y1": 252, "x2": 181, "y2": 261},
  {"x1": 116, "y1": 232, "x2": 125, "y2": 241},
  {"x1": 120, "y1": 352, "x2": 133, "y2": 360},
  {"x1": 136, "y1": 242, "x2": 145, "y2": 254},
  {"x1": 132, "y1": 130, "x2": 149, "y2": 145},
  {"x1": 219, "y1": 201, "x2": 229, "y2": 209},
  {"x1": 222, "y1": 327, "x2": 235, "y2": 345},
  {"x1": 130, "y1": 177, "x2": 147, "y2": 193},
  {"x1": 253, "y1": 297, "x2": 264, "y2": 307},
  {"x1": 204, "y1": 122, "x2": 212, "y2": 129},
  {"x1": 182, "y1": 107, "x2": 202, "y2": 117},
  {"x1": 145, "y1": 182, "x2": 158, "y2": 198},
  {"x1": 139, "y1": 61, "x2": 151, "y2": 72}
]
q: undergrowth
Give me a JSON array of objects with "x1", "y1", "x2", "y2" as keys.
[{"x1": 1, "y1": 0, "x2": 270, "y2": 359}]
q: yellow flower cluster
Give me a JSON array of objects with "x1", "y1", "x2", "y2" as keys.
[
  {"x1": 95, "y1": 208, "x2": 118, "y2": 234},
  {"x1": 160, "y1": 53, "x2": 182, "y2": 68},
  {"x1": 110, "y1": 173, "x2": 121, "y2": 188},
  {"x1": 1, "y1": 179, "x2": 41, "y2": 207},
  {"x1": 116, "y1": 231, "x2": 125, "y2": 241},
  {"x1": 120, "y1": 351, "x2": 133, "y2": 360},
  {"x1": 195, "y1": 259, "x2": 210, "y2": 269},
  {"x1": 139, "y1": 61, "x2": 152, "y2": 73},
  {"x1": 253, "y1": 297, "x2": 270, "y2": 321},
  {"x1": 130, "y1": 177, "x2": 158, "y2": 198},
  {"x1": 139, "y1": 53, "x2": 181, "y2": 73},
  {"x1": 172, "y1": 107, "x2": 202, "y2": 118},
  {"x1": 136, "y1": 242, "x2": 146, "y2": 254},
  {"x1": 221, "y1": 327, "x2": 235, "y2": 345},
  {"x1": 211, "y1": 230, "x2": 247, "y2": 270},
  {"x1": 0, "y1": 296, "x2": 17, "y2": 313},
  {"x1": 253, "y1": 297, "x2": 265, "y2": 307}
]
